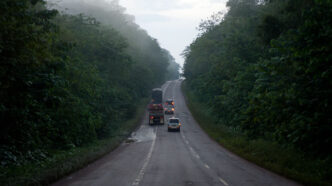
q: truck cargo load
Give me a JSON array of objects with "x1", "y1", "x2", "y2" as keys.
[{"x1": 151, "y1": 88, "x2": 162, "y2": 103}]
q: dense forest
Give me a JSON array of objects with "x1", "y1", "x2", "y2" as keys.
[
  {"x1": 183, "y1": 0, "x2": 331, "y2": 157},
  {"x1": 0, "y1": 0, "x2": 179, "y2": 169}
]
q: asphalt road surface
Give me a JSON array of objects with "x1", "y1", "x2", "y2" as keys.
[{"x1": 52, "y1": 80, "x2": 299, "y2": 186}]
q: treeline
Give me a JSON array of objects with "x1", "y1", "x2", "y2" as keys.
[
  {"x1": 183, "y1": 0, "x2": 331, "y2": 156},
  {"x1": 0, "y1": 0, "x2": 179, "y2": 166}
]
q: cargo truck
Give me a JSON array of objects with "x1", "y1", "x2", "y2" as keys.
[{"x1": 148, "y1": 88, "x2": 164, "y2": 125}]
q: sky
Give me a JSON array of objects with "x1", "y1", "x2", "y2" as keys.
[{"x1": 118, "y1": 0, "x2": 228, "y2": 67}]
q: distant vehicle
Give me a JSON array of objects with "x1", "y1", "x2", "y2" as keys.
[
  {"x1": 164, "y1": 105, "x2": 175, "y2": 115},
  {"x1": 167, "y1": 117, "x2": 181, "y2": 132},
  {"x1": 148, "y1": 88, "x2": 164, "y2": 125},
  {"x1": 165, "y1": 99, "x2": 174, "y2": 106}
]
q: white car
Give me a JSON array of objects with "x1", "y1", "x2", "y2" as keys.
[{"x1": 167, "y1": 117, "x2": 181, "y2": 132}]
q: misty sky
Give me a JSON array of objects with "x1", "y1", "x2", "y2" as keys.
[{"x1": 119, "y1": 0, "x2": 228, "y2": 67}]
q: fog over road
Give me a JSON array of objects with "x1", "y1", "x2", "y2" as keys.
[{"x1": 53, "y1": 80, "x2": 299, "y2": 186}]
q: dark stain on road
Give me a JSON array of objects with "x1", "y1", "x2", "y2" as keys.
[
  {"x1": 185, "y1": 180, "x2": 194, "y2": 185},
  {"x1": 125, "y1": 138, "x2": 136, "y2": 144}
]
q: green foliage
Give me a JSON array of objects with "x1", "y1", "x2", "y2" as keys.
[
  {"x1": 183, "y1": 80, "x2": 332, "y2": 186},
  {"x1": 245, "y1": 0, "x2": 332, "y2": 155},
  {"x1": 1, "y1": 0, "x2": 62, "y2": 163},
  {"x1": 183, "y1": 0, "x2": 331, "y2": 159},
  {"x1": 0, "y1": 98, "x2": 148, "y2": 186},
  {"x1": 0, "y1": 0, "x2": 179, "y2": 171}
]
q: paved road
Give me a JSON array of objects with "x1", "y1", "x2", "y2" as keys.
[{"x1": 53, "y1": 80, "x2": 299, "y2": 186}]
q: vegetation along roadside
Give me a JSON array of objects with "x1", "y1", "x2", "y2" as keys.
[
  {"x1": 182, "y1": 0, "x2": 331, "y2": 185},
  {"x1": 0, "y1": 0, "x2": 179, "y2": 185},
  {"x1": 0, "y1": 98, "x2": 148, "y2": 186},
  {"x1": 182, "y1": 81, "x2": 331, "y2": 186}
]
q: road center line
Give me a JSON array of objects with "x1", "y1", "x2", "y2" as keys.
[
  {"x1": 176, "y1": 81, "x2": 230, "y2": 186},
  {"x1": 162, "y1": 81, "x2": 171, "y2": 99},
  {"x1": 172, "y1": 80, "x2": 177, "y2": 99},
  {"x1": 219, "y1": 177, "x2": 229, "y2": 186},
  {"x1": 181, "y1": 129, "x2": 201, "y2": 160}
]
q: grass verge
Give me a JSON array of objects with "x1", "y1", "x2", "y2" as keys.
[
  {"x1": 0, "y1": 98, "x2": 149, "y2": 186},
  {"x1": 181, "y1": 81, "x2": 331, "y2": 186}
]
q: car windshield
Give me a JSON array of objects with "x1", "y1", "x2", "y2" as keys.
[
  {"x1": 169, "y1": 119, "x2": 179, "y2": 123},
  {"x1": 166, "y1": 100, "x2": 173, "y2": 104}
]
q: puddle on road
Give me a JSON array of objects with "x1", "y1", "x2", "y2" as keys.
[{"x1": 127, "y1": 125, "x2": 157, "y2": 143}]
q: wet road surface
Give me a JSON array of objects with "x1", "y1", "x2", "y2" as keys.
[{"x1": 52, "y1": 80, "x2": 299, "y2": 186}]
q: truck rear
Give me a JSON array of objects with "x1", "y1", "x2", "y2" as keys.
[{"x1": 148, "y1": 88, "x2": 164, "y2": 125}]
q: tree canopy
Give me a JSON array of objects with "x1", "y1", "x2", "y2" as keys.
[
  {"x1": 0, "y1": 0, "x2": 179, "y2": 166},
  {"x1": 183, "y1": 0, "x2": 331, "y2": 156}
]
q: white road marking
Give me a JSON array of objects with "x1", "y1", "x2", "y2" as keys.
[
  {"x1": 219, "y1": 177, "x2": 229, "y2": 186},
  {"x1": 175, "y1": 81, "x2": 228, "y2": 185},
  {"x1": 162, "y1": 82, "x2": 171, "y2": 99},
  {"x1": 189, "y1": 146, "x2": 200, "y2": 159},
  {"x1": 132, "y1": 128, "x2": 157, "y2": 186},
  {"x1": 132, "y1": 81, "x2": 171, "y2": 186},
  {"x1": 181, "y1": 128, "x2": 203, "y2": 161},
  {"x1": 172, "y1": 80, "x2": 177, "y2": 99},
  {"x1": 189, "y1": 146, "x2": 194, "y2": 153}
]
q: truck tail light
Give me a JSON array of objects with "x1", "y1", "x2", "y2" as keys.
[{"x1": 150, "y1": 116, "x2": 154, "y2": 119}]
